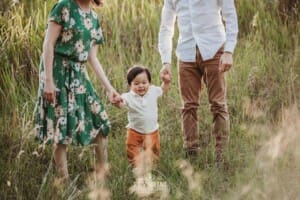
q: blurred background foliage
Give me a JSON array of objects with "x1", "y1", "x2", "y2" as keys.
[{"x1": 0, "y1": 0, "x2": 299, "y2": 199}]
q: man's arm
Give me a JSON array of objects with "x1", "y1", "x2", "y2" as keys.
[
  {"x1": 158, "y1": 0, "x2": 176, "y2": 80},
  {"x1": 158, "y1": 1, "x2": 176, "y2": 64},
  {"x1": 221, "y1": 0, "x2": 238, "y2": 54},
  {"x1": 220, "y1": 0, "x2": 238, "y2": 72}
]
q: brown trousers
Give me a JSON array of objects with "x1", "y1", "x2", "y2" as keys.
[
  {"x1": 126, "y1": 128, "x2": 160, "y2": 168},
  {"x1": 179, "y1": 47, "x2": 229, "y2": 160}
]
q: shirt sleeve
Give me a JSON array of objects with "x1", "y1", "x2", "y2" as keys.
[
  {"x1": 47, "y1": 1, "x2": 69, "y2": 26},
  {"x1": 158, "y1": 0, "x2": 177, "y2": 64},
  {"x1": 121, "y1": 93, "x2": 129, "y2": 106},
  {"x1": 152, "y1": 86, "x2": 163, "y2": 97},
  {"x1": 220, "y1": 0, "x2": 239, "y2": 53}
]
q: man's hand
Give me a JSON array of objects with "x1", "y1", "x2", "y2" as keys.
[
  {"x1": 162, "y1": 73, "x2": 171, "y2": 84},
  {"x1": 219, "y1": 52, "x2": 233, "y2": 72},
  {"x1": 160, "y1": 63, "x2": 172, "y2": 82}
]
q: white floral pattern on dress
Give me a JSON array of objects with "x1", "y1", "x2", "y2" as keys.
[
  {"x1": 84, "y1": 18, "x2": 92, "y2": 30},
  {"x1": 55, "y1": 105, "x2": 64, "y2": 117},
  {"x1": 35, "y1": 0, "x2": 110, "y2": 146},
  {"x1": 62, "y1": 29, "x2": 73, "y2": 42},
  {"x1": 91, "y1": 102, "x2": 101, "y2": 114},
  {"x1": 61, "y1": 7, "x2": 70, "y2": 22},
  {"x1": 79, "y1": 52, "x2": 88, "y2": 61},
  {"x1": 75, "y1": 40, "x2": 84, "y2": 53}
]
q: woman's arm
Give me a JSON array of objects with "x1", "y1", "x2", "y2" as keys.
[
  {"x1": 43, "y1": 21, "x2": 62, "y2": 103},
  {"x1": 88, "y1": 45, "x2": 121, "y2": 104}
]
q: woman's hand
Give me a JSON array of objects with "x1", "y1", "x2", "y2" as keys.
[
  {"x1": 108, "y1": 90, "x2": 122, "y2": 105},
  {"x1": 43, "y1": 79, "x2": 56, "y2": 104}
]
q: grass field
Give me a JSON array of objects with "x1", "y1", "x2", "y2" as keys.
[{"x1": 0, "y1": 0, "x2": 299, "y2": 199}]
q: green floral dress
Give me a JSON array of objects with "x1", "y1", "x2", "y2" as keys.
[{"x1": 35, "y1": 0, "x2": 110, "y2": 146}]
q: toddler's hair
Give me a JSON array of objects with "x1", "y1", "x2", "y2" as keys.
[{"x1": 126, "y1": 65, "x2": 151, "y2": 85}]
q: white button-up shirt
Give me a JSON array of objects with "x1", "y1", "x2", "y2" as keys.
[
  {"x1": 121, "y1": 86, "x2": 163, "y2": 134},
  {"x1": 158, "y1": 0, "x2": 238, "y2": 63}
]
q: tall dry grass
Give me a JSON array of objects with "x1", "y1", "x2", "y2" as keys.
[{"x1": 0, "y1": 0, "x2": 299, "y2": 199}]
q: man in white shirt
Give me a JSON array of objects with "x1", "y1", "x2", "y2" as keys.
[{"x1": 158, "y1": 0, "x2": 238, "y2": 163}]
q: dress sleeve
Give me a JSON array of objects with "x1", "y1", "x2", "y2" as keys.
[
  {"x1": 95, "y1": 18, "x2": 104, "y2": 45},
  {"x1": 48, "y1": 1, "x2": 70, "y2": 26}
]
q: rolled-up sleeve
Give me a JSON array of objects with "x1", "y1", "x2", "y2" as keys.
[
  {"x1": 221, "y1": 0, "x2": 238, "y2": 53},
  {"x1": 158, "y1": 0, "x2": 176, "y2": 64}
]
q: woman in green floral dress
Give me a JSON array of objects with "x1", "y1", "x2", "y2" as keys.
[{"x1": 35, "y1": 0, "x2": 121, "y2": 179}]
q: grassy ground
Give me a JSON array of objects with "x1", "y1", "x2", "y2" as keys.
[{"x1": 0, "y1": 0, "x2": 299, "y2": 199}]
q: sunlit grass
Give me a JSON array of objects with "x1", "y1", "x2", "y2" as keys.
[{"x1": 0, "y1": 0, "x2": 299, "y2": 199}]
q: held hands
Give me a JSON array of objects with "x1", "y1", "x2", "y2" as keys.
[
  {"x1": 219, "y1": 52, "x2": 233, "y2": 72},
  {"x1": 110, "y1": 90, "x2": 126, "y2": 108},
  {"x1": 161, "y1": 73, "x2": 171, "y2": 84},
  {"x1": 160, "y1": 63, "x2": 172, "y2": 93},
  {"x1": 160, "y1": 63, "x2": 172, "y2": 83},
  {"x1": 108, "y1": 90, "x2": 122, "y2": 104},
  {"x1": 108, "y1": 90, "x2": 124, "y2": 108},
  {"x1": 43, "y1": 79, "x2": 56, "y2": 104}
]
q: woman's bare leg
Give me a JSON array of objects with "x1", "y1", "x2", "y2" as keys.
[
  {"x1": 93, "y1": 134, "x2": 108, "y2": 179},
  {"x1": 53, "y1": 144, "x2": 69, "y2": 180}
]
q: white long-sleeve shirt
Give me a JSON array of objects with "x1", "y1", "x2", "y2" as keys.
[{"x1": 158, "y1": 0, "x2": 238, "y2": 63}]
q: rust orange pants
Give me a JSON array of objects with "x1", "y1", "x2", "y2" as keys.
[{"x1": 126, "y1": 128, "x2": 160, "y2": 168}]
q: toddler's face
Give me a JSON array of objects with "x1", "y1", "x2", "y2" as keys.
[{"x1": 130, "y1": 72, "x2": 150, "y2": 96}]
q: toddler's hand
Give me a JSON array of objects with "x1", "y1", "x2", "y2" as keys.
[
  {"x1": 114, "y1": 98, "x2": 126, "y2": 108},
  {"x1": 109, "y1": 90, "x2": 121, "y2": 104}
]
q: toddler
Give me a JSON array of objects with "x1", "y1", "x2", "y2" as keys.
[{"x1": 118, "y1": 65, "x2": 170, "y2": 192}]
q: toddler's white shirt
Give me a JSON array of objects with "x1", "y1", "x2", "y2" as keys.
[{"x1": 121, "y1": 85, "x2": 163, "y2": 134}]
